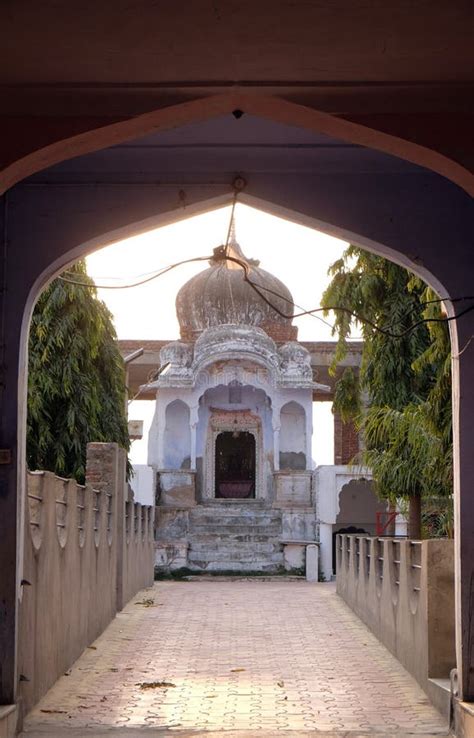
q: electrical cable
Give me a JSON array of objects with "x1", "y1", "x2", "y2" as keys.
[
  {"x1": 452, "y1": 335, "x2": 474, "y2": 360},
  {"x1": 218, "y1": 253, "x2": 474, "y2": 339},
  {"x1": 57, "y1": 248, "x2": 474, "y2": 338},
  {"x1": 58, "y1": 255, "x2": 213, "y2": 289},
  {"x1": 127, "y1": 365, "x2": 167, "y2": 405}
]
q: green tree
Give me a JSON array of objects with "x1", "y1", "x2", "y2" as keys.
[
  {"x1": 321, "y1": 246, "x2": 452, "y2": 538},
  {"x1": 27, "y1": 260, "x2": 130, "y2": 483}
]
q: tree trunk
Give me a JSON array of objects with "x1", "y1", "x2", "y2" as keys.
[
  {"x1": 408, "y1": 492, "x2": 422, "y2": 539},
  {"x1": 387, "y1": 500, "x2": 397, "y2": 536}
]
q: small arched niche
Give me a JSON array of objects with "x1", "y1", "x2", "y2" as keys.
[
  {"x1": 163, "y1": 400, "x2": 191, "y2": 470},
  {"x1": 279, "y1": 401, "x2": 306, "y2": 471}
]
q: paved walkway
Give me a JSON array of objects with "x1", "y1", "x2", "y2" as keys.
[{"x1": 22, "y1": 581, "x2": 449, "y2": 737}]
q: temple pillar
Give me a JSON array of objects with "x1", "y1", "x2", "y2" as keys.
[
  {"x1": 190, "y1": 406, "x2": 199, "y2": 471},
  {"x1": 273, "y1": 425, "x2": 280, "y2": 471},
  {"x1": 305, "y1": 412, "x2": 313, "y2": 470}
]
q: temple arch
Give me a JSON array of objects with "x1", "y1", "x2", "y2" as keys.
[
  {"x1": 163, "y1": 400, "x2": 191, "y2": 470},
  {"x1": 279, "y1": 401, "x2": 306, "y2": 471},
  {"x1": 0, "y1": 102, "x2": 472, "y2": 702}
]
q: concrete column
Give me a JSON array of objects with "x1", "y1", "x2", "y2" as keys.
[
  {"x1": 306, "y1": 544, "x2": 319, "y2": 582},
  {"x1": 305, "y1": 414, "x2": 313, "y2": 470},
  {"x1": 190, "y1": 425, "x2": 197, "y2": 471},
  {"x1": 0, "y1": 196, "x2": 28, "y2": 706},
  {"x1": 85, "y1": 442, "x2": 125, "y2": 612},
  {"x1": 157, "y1": 401, "x2": 165, "y2": 469},
  {"x1": 319, "y1": 522, "x2": 333, "y2": 581},
  {"x1": 453, "y1": 312, "x2": 474, "y2": 701},
  {"x1": 273, "y1": 426, "x2": 280, "y2": 471},
  {"x1": 190, "y1": 406, "x2": 199, "y2": 471}
]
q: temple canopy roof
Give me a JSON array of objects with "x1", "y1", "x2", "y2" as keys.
[{"x1": 175, "y1": 228, "x2": 296, "y2": 342}]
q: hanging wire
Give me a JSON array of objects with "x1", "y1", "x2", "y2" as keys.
[
  {"x1": 218, "y1": 253, "x2": 474, "y2": 339},
  {"x1": 58, "y1": 248, "x2": 474, "y2": 338},
  {"x1": 58, "y1": 255, "x2": 213, "y2": 289}
]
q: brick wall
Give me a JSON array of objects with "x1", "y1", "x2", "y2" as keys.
[{"x1": 334, "y1": 411, "x2": 360, "y2": 464}]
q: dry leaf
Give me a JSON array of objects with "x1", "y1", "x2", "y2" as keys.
[
  {"x1": 230, "y1": 668, "x2": 246, "y2": 673},
  {"x1": 277, "y1": 680, "x2": 284, "y2": 688},
  {"x1": 40, "y1": 709, "x2": 67, "y2": 714},
  {"x1": 135, "y1": 598, "x2": 155, "y2": 607},
  {"x1": 137, "y1": 681, "x2": 176, "y2": 689}
]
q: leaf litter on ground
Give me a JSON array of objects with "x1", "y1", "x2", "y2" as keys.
[
  {"x1": 135, "y1": 598, "x2": 156, "y2": 607},
  {"x1": 137, "y1": 680, "x2": 176, "y2": 689}
]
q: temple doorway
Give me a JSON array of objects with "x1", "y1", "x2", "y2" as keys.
[{"x1": 215, "y1": 431, "x2": 256, "y2": 499}]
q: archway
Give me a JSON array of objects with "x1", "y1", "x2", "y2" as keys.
[
  {"x1": 279, "y1": 401, "x2": 307, "y2": 471},
  {"x1": 163, "y1": 400, "x2": 191, "y2": 470},
  {"x1": 0, "y1": 99, "x2": 472, "y2": 712},
  {"x1": 332, "y1": 479, "x2": 388, "y2": 574}
]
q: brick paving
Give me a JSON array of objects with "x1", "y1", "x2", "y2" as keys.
[{"x1": 21, "y1": 580, "x2": 449, "y2": 737}]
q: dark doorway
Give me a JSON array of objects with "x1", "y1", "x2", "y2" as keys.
[
  {"x1": 332, "y1": 526, "x2": 367, "y2": 575},
  {"x1": 215, "y1": 431, "x2": 256, "y2": 499}
]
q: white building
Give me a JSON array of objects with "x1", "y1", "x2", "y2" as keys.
[
  {"x1": 143, "y1": 235, "x2": 331, "y2": 573},
  {"x1": 135, "y1": 234, "x2": 389, "y2": 577}
]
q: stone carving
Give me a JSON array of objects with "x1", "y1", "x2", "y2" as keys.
[
  {"x1": 193, "y1": 324, "x2": 280, "y2": 377},
  {"x1": 159, "y1": 341, "x2": 193, "y2": 373},
  {"x1": 279, "y1": 342, "x2": 313, "y2": 379}
]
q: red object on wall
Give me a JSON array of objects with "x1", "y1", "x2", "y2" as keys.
[{"x1": 376, "y1": 510, "x2": 399, "y2": 536}]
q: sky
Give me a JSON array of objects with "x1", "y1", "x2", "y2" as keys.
[{"x1": 86, "y1": 204, "x2": 351, "y2": 466}]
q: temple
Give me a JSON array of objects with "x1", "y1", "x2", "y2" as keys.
[{"x1": 138, "y1": 230, "x2": 388, "y2": 576}]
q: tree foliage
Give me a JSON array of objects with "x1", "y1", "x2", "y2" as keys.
[
  {"x1": 321, "y1": 247, "x2": 452, "y2": 534},
  {"x1": 27, "y1": 261, "x2": 130, "y2": 483}
]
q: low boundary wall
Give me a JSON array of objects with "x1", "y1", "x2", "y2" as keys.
[
  {"x1": 336, "y1": 535, "x2": 455, "y2": 715},
  {"x1": 18, "y1": 443, "x2": 154, "y2": 719}
]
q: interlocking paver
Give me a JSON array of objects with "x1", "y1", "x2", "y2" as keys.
[{"x1": 21, "y1": 580, "x2": 449, "y2": 737}]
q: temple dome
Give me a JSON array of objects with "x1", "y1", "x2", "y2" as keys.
[{"x1": 176, "y1": 238, "x2": 297, "y2": 342}]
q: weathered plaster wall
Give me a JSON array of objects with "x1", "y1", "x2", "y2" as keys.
[
  {"x1": 335, "y1": 479, "x2": 387, "y2": 535},
  {"x1": 164, "y1": 399, "x2": 191, "y2": 469},
  {"x1": 279, "y1": 401, "x2": 306, "y2": 470},
  {"x1": 129, "y1": 464, "x2": 154, "y2": 506},
  {"x1": 17, "y1": 444, "x2": 154, "y2": 720},
  {"x1": 337, "y1": 535, "x2": 455, "y2": 715}
]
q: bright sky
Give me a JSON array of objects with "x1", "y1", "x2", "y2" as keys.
[{"x1": 86, "y1": 204, "x2": 349, "y2": 466}]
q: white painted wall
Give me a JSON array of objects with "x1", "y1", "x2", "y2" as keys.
[
  {"x1": 130, "y1": 464, "x2": 154, "y2": 506},
  {"x1": 280, "y1": 400, "x2": 306, "y2": 468},
  {"x1": 163, "y1": 399, "x2": 191, "y2": 469}
]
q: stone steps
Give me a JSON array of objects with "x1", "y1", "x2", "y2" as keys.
[
  {"x1": 189, "y1": 524, "x2": 282, "y2": 536},
  {"x1": 186, "y1": 559, "x2": 284, "y2": 573},
  {"x1": 190, "y1": 531, "x2": 280, "y2": 542},
  {"x1": 189, "y1": 539, "x2": 281, "y2": 556},
  {"x1": 186, "y1": 504, "x2": 283, "y2": 573}
]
